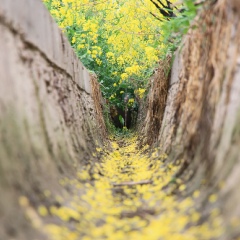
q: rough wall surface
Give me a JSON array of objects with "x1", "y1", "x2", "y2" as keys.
[
  {"x1": 0, "y1": 0, "x2": 104, "y2": 238},
  {"x1": 157, "y1": 1, "x2": 240, "y2": 237},
  {"x1": 140, "y1": 57, "x2": 171, "y2": 146}
]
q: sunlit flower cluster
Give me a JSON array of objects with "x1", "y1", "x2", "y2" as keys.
[
  {"x1": 43, "y1": 0, "x2": 177, "y2": 102},
  {"x1": 135, "y1": 88, "x2": 146, "y2": 99}
]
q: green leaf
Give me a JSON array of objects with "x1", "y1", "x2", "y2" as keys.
[{"x1": 119, "y1": 115, "x2": 125, "y2": 127}]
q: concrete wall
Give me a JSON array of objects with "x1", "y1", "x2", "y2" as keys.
[
  {"x1": 157, "y1": 1, "x2": 240, "y2": 237},
  {"x1": 0, "y1": 0, "x2": 104, "y2": 239}
]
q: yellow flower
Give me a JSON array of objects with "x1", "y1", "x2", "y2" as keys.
[
  {"x1": 96, "y1": 59, "x2": 102, "y2": 66},
  {"x1": 71, "y1": 36, "x2": 76, "y2": 44},
  {"x1": 135, "y1": 88, "x2": 146, "y2": 98},
  {"x1": 128, "y1": 98, "x2": 134, "y2": 104},
  {"x1": 38, "y1": 205, "x2": 48, "y2": 217},
  {"x1": 209, "y1": 194, "x2": 218, "y2": 203},
  {"x1": 106, "y1": 52, "x2": 114, "y2": 58},
  {"x1": 121, "y1": 73, "x2": 128, "y2": 80},
  {"x1": 77, "y1": 44, "x2": 85, "y2": 49}
]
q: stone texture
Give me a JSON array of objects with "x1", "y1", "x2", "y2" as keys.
[{"x1": 0, "y1": 0, "x2": 104, "y2": 239}]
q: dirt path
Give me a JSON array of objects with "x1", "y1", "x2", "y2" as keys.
[{"x1": 19, "y1": 134, "x2": 226, "y2": 240}]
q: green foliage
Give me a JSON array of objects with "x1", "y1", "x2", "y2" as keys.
[
  {"x1": 112, "y1": 126, "x2": 132, "y2": 137},
  {"x1": 102, "y1": 104, "x2": 116, "y2": 134},
  {"x1": 119, "y1": 115, "x2": 125, "y2": 127},
  {"x1": 160, "y1": 0, "x2": 199, "y2": 57}
]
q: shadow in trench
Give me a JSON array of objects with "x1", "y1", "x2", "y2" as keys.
[{"x1": 110, "y1": 105, "x2": 138, "y2": 129}]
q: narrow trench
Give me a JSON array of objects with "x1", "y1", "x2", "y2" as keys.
[{"x1": 23, "y1": 134, "x2": 225, "y2": 240}]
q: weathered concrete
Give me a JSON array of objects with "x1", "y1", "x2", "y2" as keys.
[
  {"x1": 0, "y1": 0, "x2": 104, "y2": 239},
  {"x1": 139, "y1": 1, "x2": 240, "y2": 238},
  {"x1": 154, "y1": 1, "x2": 240, "y2": 238},
  {"x1": 139, "y1": 57, "x2": 171, "y2": 146},
  {"x1": 0, "y1": 0, "x2": 92, "y2": 92},
  {"x1": 158, "y1": 49, "x2": 182, "y2": 151}
]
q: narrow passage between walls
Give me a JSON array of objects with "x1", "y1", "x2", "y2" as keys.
[{"x1": 19, "y1": 134, "x2": 225, "y2": 240}]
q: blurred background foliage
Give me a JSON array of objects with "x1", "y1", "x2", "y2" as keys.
[{"x1": 43, "y1": 0, "x2": 198, "y2": 111}]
